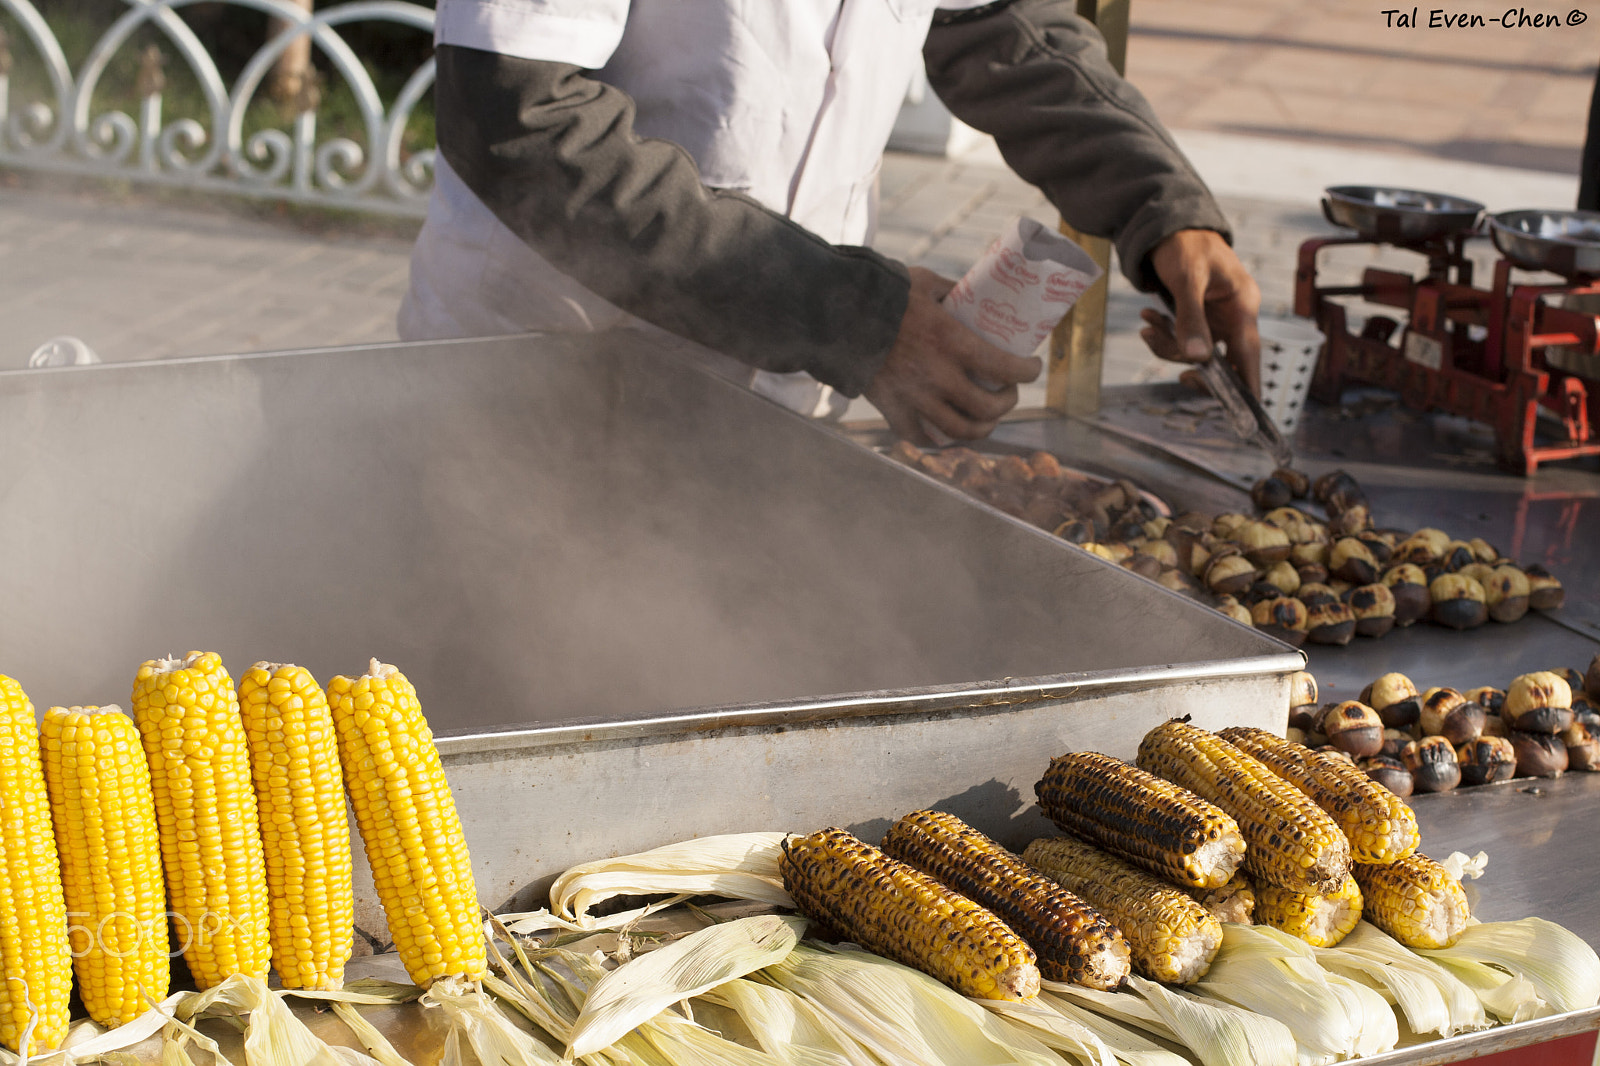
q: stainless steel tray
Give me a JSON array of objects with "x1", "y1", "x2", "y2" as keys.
[
  {"x1": 1490, "y1": 208, "x2": 1600, "y2": 276},
  {"x1": 1323, "y1": 185, "x2": 1485, "y2": 244}
]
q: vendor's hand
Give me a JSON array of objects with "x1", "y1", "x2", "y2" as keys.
[
  {"x1": 864, "y1": 267, "x2": 1042, "y2": 445},
  {"x1": 1139, "y1": 229, "x2": 1262, "y2": 395}
]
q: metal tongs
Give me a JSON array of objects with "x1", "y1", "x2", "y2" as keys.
[{"x1": 1196, "y1": 347, "x2": 1294, "y2": 470}]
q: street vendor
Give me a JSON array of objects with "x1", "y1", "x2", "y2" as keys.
[{"x1": 398, "y1": 0, "x2": 1262, "y2": 443}]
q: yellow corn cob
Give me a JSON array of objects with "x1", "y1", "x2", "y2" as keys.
[
  {"x1": 240, "y1": 663, "x2": 354, "y2": 991},
  {"x1": 1034, "y1": 751, "x2": 1245, "y2": 889},
  {"x1": 41, "y1": 705, "x2": 169, "y2": 1027},
  {"x1": 1137, "y1": 720, "x2": 1351, "y2": 893},
  {"x1": 1218, "y1": 726, "x2": 1418, "y2": 865},
  {"x1": 1353, "y1": 854, "x2": 1471, "y2": 950},
  {"x1": 1255, "y1": 874, "x2": 1363, "y2": 948},
  {"x1": 1023, "y1": 836, "x2": 1222, "y2": 985},
  {"x1": 1182, "y1": 874, "x2": 1256, "y2": 925},
  {"x1": 880, "y1": 810, "x2": 1130, "y2": 990},
  {"x1": 780, "y1": 827, "x2": 1040, "y2": 999},
  {"x1": 328, "y1": 660, "x2": 484, "y2": 987},
  {"x1": 132, "y1": 652, "x2": 271, "y2": 989},
  {"x1": 0, "y1": 676, "x2": 71, "y2": 1054}
]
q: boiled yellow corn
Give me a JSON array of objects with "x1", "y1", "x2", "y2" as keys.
[
  {"x1": 328, "y1": 660, "x2": 484, "y2": 987},
  {"x1": 1354, "y1": 854, "x2": 1472, "y2": 950},
  {"x1": 780, "y1": 827, "x2": 1040, "y2": 1000},
  {"x1": 240, "y1": 663, "x2": 354, "y2": 991},
  {"x1": 1218, "y1": 726, "x2": 1418, "y2": 865},
  {"x1": 0, "y1": 675, "x2": 71, "y2": 1054},
  {"x1": 132, "y1": 652, "x2": 271, "y2": 989},
  {"x1": 41, "y1": 704, "x2": 169, "y2": 1027},
  {"x1": 1034, "y1": 750, "x2": 1245, "y2": 888},
  {"x1": 1023, "y1": 835, "x2": 1222, "y2": 985},
  {"x1": 1255, "y1": 874, "x2": 1363, "y2": 948},
  {"x1": 1138, "y1": 720, "x2": 1351, "y2": 893},
  {"x1": 880, "y1": 809, "x2": 1130, "y2": 989}
]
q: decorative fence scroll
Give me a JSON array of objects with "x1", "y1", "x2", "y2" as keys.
[{"x1": 0, "y1": 0, "x2": 437, "y2": 215}]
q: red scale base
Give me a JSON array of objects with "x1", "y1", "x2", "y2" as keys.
[{"x1": 1295, "y1": 234, "x2": 1600, "y2": 475}]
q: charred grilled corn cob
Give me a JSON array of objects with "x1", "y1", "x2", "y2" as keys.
[
  {"x1": 1183, "y1": 875, "x2": 1256, "y2": 925},
  {"x1": 1354, "y1": 854, "x2": 1471, "y2": 950},
  {"x1": 1255, "y1": 874, "x2": 1363, "y2": 948},
  {"x1": 240, "y1": 663, "x2": 354, "y2": 991},
  {"x1": 780, "y1": 827, "x2": 1040, "y2": 999},
  {"x1": 132, "y1": 652, "x2": 271, "y2": 990},
  {"x1": 328, "y1": 660, "x2": 484, "y2": 987},
  {"x1": 1138, "y1": 720, "x2": 1351, "y2": 893},
  {"x1": 41, "y1": 705, "x2": 169, "y2": 1027},
  {"x1": 1218, "y1": 726, "x2": 1419, "y2": 865},
  {"x1": 0, "y1": 676, "x2": 71, "y2": 1054},
  {"x1": 1034, "y1": 751, "x2": 1245, "y2": 889},
  {"x1": 881, "y1": 810, "x2": 1130, "y2": 989},
  {"x1": 1023, "y1": 836, "x2": 1222, "y2": 985}
]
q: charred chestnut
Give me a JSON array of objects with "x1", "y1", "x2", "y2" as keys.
[
  {"x1": 1552, "y1": 667, "x2": 1586, "y2": 692},
  {"x1": 1137, "y1": 539, "x2": 1179, "y2": 569},
  {"x1": 1251, "y1": 476, "x2": 1294, "y2": 512},
  {"x1": 1509, "y1": 730, "x2": 1568, "y2": 778},
  {"x1": 1382, "y1": 564, "x2": 1432, "y2": 627},
  {"x1": 1082, "y1": 542, "x2": 1133, "y2": 564},
  {"x1": 1419, "y1": 688, "x2": 1485, "y2": 746},
  {"x1": 1262, "y1": 560, "x2": 1301, "y2": 596},
  {"x1": 1563, "y1": 722, "x2": 1600, "y2": 772},
  {"x1": 1438, "y1": 540, "x2": 1477, "y2": 572},
  {"x1": 1345, "y1": 583, "x2": 1396, "y2": 638},
  {"x1": 1297, "y1": 563, "x2": 1331, "y2": 587},
  {"x1": 1212, "y1": 594, "x2": 1255, "y2": 627},
  {"x1": 1243, "y1": 581, "x2": 1288, "y2": 606},
  {"x1": 1483, "y1": 566, "x2": 1531, "y2": 623},
  {"x1": 1237, "y1": 521, "x2": 1292, "y2": 568},
  {"x1": 1456, "y1": 736, "x2": 1517, "y2": 787},
  {"x1": 1463, "y1": 686, "x2": 1506, "y2": 716},
  {"x1": 1157, "y1": 567, "x2": 1202, "y2": 596},
  {"x1": 1329, "y1": 538, "x2": 1381, "y2": 585},
  {"x1": 1575, "y1": 698, "x2": 1600, "y2": 732},
  {"x1": 1286, "y1": 726, "x2": 1308, "y2": 745},
  {"x1": 1290, "y1": 670, "x2": 1318, "y2": 712},
  {"x1": 1123, "y1": 553, "x2": 1164, "y2": 579},
  {"x1": 1205, "y1": 553, "x2": 1258, "y2": 597},
  {"x1": 1355, "y1": 531, "x2": 1394, "y2": 565},
  {"x1": 1273, "y1": 467, "x2": 1311, "y2": 498},
  {"x1": 1468, "y1": 537, "x2": 1500, "y2": 564},
  {"x1": 1503, "y1": 671, "x2": 1575, "y2": 734},
  {"x1": 1482, "y1": 714, "x2": 1509, "y2": 738},
  {"x1": 1317, "y1": 700, "x2": 1385, "y2": 758},
  {"x1": 1379, "y1": 728, "x2": 1412, "y2": 758},
  {"x1": 1429, "y1": 573, "x2": 1488, "y2": 630},
  {"x1": 1329, "y1": 506, "x2": 1373, "y2": 537},
  {"x1": 1289, "y1": 706, "x2": 1320, "y2": 732},
  {"x1": 1297, "y1": 582, "x2": 1339, "y2": 609},
  {"x1": 1361, "y1": 672, "x2": 1421, "y2": 733},
  {"x1": 1053, "y1": 517, "x2": 1094, "y2": 544},
  {"x1": 1525, "y1": 565, "x2": 1565, "y2": 611},
  {"x1": 1361, "y1": 755, "x2": 1414, "y2": 797},
  {"x1": 1212, "y1": 512, "x2": 1251, "y2": 539},
  {"x1": 1457, "y1": 562, "x2": 1497, "y2": 588},
  {"x1": 1291, "y1": 541, "x2": 1331, "y2": 568},
  {"x1": 1305, "y1": 600, "x2": 1357, "y2": 646},
  {"x1": 1393, "y1": 528, "x2": 1450, "y2": 567},
  {"x1": 1401, "y1": 736, "x2": 1461, "y2": 792},
  {"x1": 1251, "y1": 596, "x2": 1310, "y2": 646}
]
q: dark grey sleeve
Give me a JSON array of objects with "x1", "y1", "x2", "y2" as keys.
[
  {"x1": 923, "y1": 0, "x2": 1231, "y2": 292},
  {"x1": 432, "y1": 45, "x2": 910, "y2": 397}
]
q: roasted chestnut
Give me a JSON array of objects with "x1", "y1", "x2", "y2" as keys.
[
  {"x1": 1136, "y1": 539, "x2": 1179, "y2": 569},
  {"x1": 1563, "y1": 722, "x2": 1600, "y2": 772},
  {"x1": 1329, "y1": 506, "x2": 1373, "y2": 537},
  {"x1": 1456, "y1": 736, "x2": 1517, "y2": 786},
  {"x1": 1419, "y1": 688, "x2": 1485, "y2": 746},
  {"x1": 1305, "y1": 600, "x2": 1357, "y2": 645},
  {"x1": 1382, "y1": 564, "x2": 1431, "y2": 627},
  {"x1": 1290, "y1": 541, "x2": 1331, "y2": 568},
  {"x1": 1379, "y1": 728, "x2": 1412, "y2": 758},
  {"x1": 1429, "y1": 573, "x2": 1488, "y2": 630},
  {"x1": 1481, "y1": 713, "x2": 1509, "y2": 738},
  {"x1": 1503, "y1": 671, "x2": 1574, "y2": 734},
  {"x1": 1318, "y1": 700, "x2": 1384, "y2": 758},
  {"x1": 1054, "y1": 517, "x2": 1094, "y2": 544},
  {"x1": 1251, "y1": 596, "x2": 1310, "y2": 646},
  {"x1": 1401, "y1": 736, "x2": 1461, "y2": 792},
  {"x1": 1361, "y1": 673, "x2": 1421, "y2": 733},
  {"x1": 1463, "y1": 686, "x2": 1506, "y2": 716},
  {"x1": 1361, "y1": 755, "x2": 1414, "y2": 797},
  {"x1": 1525, "y1": 565, "x2": 1565, "y2": 611},
  {"x1": 1237, "y1": 521, "x2": 1292, "y2": 568},
  {"x1": 1142, "y1": 516, "x2": 1173, "y2": 540},
  {"x1": 1212, "y1": 594, "x2": 1254, "y2": 626},
  {"x1": 1262, "y1": 560, "x2": 1301, "y2": 596},
  {"x1": 1574, "y1": 697, "x2": 1600, "y2": 731},
  {"x1": 1355, "y1": 531, "x2": 1394, "y2": 565},
  {"x1": 1457, "y1": 562, "x2": 1497, "y2": 588},
  {"x1": 1205, "y1": 553, "x2": 1258, "y2": 596},
  {"x1": 1297, "y1": 563, "x2": 1331, "y2": 587},
  {"x1": 1313, "y1": 470, "x2": 1369, "y2": 514},
  {"x1": 1289, "y1": 706, "x2": 1319, "y2": 732},
  {"x1": 1552, "y1": 667, "x2": 1586, "y2": 692},
  {"x1": 1483, "y1": 566, "x2": 1530, "y2": 623},
  {"x1": 1082, "y1": 542, "x2": 1132, "y2": 564},
  {"x1": 1329, "y1": 538, "x2": 1380, "y2": 585},
  {"x1": 1587, "y1": 652, "x2": 1600, "y2": 701},
  {"x1": 1509, "y1": 730, "x2": 1568, "y2": 778},
  {"x1": 1251, "y1": 476, "x2": 1294, "y2": 512},
  {"x1": 1243, "y1": 581, "x2": 1287, "y2": 607},
  {"x1": 1290, "y1": 670, "x2": 1318, "y2": 713},
  {"x1": 1273, "y1": 467, "x2": 1311, "y2": 498},
  {"x1": 1297, "y1": 583, "x2": 1339, "y2": 609},
  {"x1": 1157, "y1": 567, "x2": 1202, "y2": 596},
  {"x1": 1315, "y1": 747, "x2": 1356, "y2": 765},
  {"x1": 1123, "y1": 553, "x2": 1164, "y2": 579},
  {"x1": 1344, "y1": 583, "x2": 1396, "y2": 638},
  {"x1": 1438, "y1": 540, "x2": 1477, "y2": 572},
  {"x1": 1393, "y1": 528, "x2": 1449, "y2": 567},
  {"x1": 1468, "y1": 537, "x2": 1500, "y2": 564},
  {"x1": 1212, "y1": 512, "x2": 1251, "y2": 539},
  {"x1": 1286, "y1": 726, "x2": 1308, "y2": 744}
]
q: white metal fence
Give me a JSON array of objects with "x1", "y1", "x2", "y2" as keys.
[{"x1": 0, "y1": 0, "x2": 437, "y2": 214}]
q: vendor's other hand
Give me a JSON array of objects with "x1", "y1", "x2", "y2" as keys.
[
  {"x1": 865, "y1": 266, "x2": 1042, "y2": 445},
  {"x1": 1139, "y1": 229, "x2": 1262, "y2": 396}
]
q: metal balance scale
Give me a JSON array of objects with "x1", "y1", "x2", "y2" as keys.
[{"x1": 1296, "y1": 186, "x2": 1600, "y2": 474}]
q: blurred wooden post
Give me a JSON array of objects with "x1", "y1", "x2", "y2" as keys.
[
  {"x1": 268, "y1": 0, "x2": 314, "y2": 104},
  {"x1": 1046, "y1": 0, "x2": 1130, "y2": 416}
]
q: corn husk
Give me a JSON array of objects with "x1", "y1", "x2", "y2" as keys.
[
  {"x1": 701, "y1": 980, "x2": 877, "y2": 1066},
  {"x1": 979, "y1": 996, "x2": 1121, "y2": 1066},
  {"x1": 1314, "y1": 921, "x2": 1485, "y2": 1036},
  {"x1": 1012, "y1": 994, "x2": 1190, "y2": 1066},
  {"x1": 500, "y1": 834, "x2": 792, "y2": 935},
  {"x1": 760, "y1": 943, "x2": 1068, "y2": 1066},
  {"x1": 1048, "y1": 976, "x2": 1296, "y2": 1066},
  {"x1": 1419, "y1": 918, "x2": 1600, "y2": 1019},
  {"x1": 1187, "y1": 924, "x2": 1394, "y2": 1064},
  {"x1": 566, "y1": 915, "x2": 804, "y2": 1059}
]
